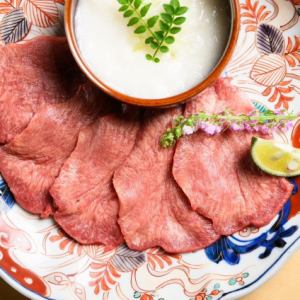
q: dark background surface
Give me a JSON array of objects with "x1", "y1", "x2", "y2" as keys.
[{"x1": 0, "y1": 278, "x2": 27, "y2": 300}]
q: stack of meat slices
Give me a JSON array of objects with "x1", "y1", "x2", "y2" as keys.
[
  {"x1": 0, "y1": 37, "x2": 293, "y2": 254},
  {"x1": 172, "y1": 80, "x2": 293, "y2": 236}
]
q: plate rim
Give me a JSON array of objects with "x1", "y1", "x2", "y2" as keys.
[
  {"x1": 1, "y1": 234, "x2": 300, "y2": 300},
  {"x1": 0, "y1": 0, "x2": 300, "y2": 299}
]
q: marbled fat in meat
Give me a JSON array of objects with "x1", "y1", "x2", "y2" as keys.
[
  {"x1": 0, "y1": 86, "x2": 109, "y2": 217},
  {"x1": 0, "y1": 36, "x2": 84, "y2": 144},
  {"x1": 51, "y1": 111, "x2": 140, "y2": 247},
  {"x1": 173, "y1": 79, "x2": 293, "y2": 235},
  {"x1": 113, "y1": 108, "x2": 219, "y2": 253}
]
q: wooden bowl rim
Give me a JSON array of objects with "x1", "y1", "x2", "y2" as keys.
[{"x1": 65, "y1": 0, "x2": 240, "y2": 108}]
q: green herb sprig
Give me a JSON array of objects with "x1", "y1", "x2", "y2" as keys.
[
  {"x1": 117, "y1": 0, "x2": 188, "y2": 63},
  {"x1": 160, "y1": 110, "x2": 299, "y2": 148}
]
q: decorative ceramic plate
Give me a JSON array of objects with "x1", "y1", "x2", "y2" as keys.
[{"x1": 0, "y1": 0, "x2": 300, "y2": 299}]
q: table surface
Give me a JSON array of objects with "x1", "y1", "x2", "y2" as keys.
[{"x1": 1, "y1": 250, "x2": 300, "y2": 300}]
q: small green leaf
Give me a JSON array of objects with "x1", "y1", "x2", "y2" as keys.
[
  {"x1": 174, "y1": 127, "x2": 182, "y2": 138},
  {"x1": 175, "y1": 6, "x2": 188, "y2": 15},
  {"x1": 124, "y1": 10, "x2": 134, "y2": 17},
  {"x1": 127, "y1": 17, "x2": 139, "y2": 26},
  {"x1": 160, "y1": 20, "x2": 169, "y2": 31},
  {"x1": 170, "y1": 0, "x2": 180, "y2": 9},
  {"x1": 150, "y1": 41, "x2": 159, "y2": 49},
  {"x1": 163, "y1": 4, "x2": 174, "y2": 14},
  {"x1": 174, "y1": 16, "x2": 186, "y2": 25},
  {"x1": 165, "y1": 36, "x2": 175, "y2": 44},
  {"x1": 161, "y1": 13, "x2": 173, "y2": 24},
  {"x1": 134, "y1": 25, "x2": 146, "y2": 33},
  {"x1": 118, "y1": 5, "x2": 128, "y2": 12},
  {"x1": 170, "y1": 26, "x2": 181, "y2": 34},
  {"x1": 147, "y1": 15, "x2": 159, "y2": 28},
  {"x1": 145, "y1": 36, "x2": 154, "y2": 44},
  {"x1": 134, "y1": 0, "x2": 142, "y2": 9},
  {"x1": 118, "y1": 0, "x2": 128, "y2": 4},
  {"x1": 160, "y1": 45, "x2": 169, "y2": 53},
  {"x1": 186, "y1": 119, "x2": 194, "y2": 126},
  {"x1": 117, "y1": 0, "x2": 188, "y2": 64},
  {"x1": 154, "y1": 30, "x2": 164, "y2": 40},
  {"x1": 140, "y1": 3, "x2": 151, "y2": 17}
]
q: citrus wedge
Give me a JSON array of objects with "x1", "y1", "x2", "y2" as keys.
[{"x1": 251, "y1": 137, "x2": 300, "y2": 177}]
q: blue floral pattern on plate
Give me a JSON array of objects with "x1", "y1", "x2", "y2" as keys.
[{"x1": 205, "y1": 179, "x2": 299, "y2": 265}]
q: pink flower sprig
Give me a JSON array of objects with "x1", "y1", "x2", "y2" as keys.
[{"x1": 160, "y1": 109, "x2": 298, "y2": 148}]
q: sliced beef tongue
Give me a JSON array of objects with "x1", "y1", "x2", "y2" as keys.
[
  {"x1": 0, "y1": 36, "x2": 85, "y2": 144},
  {"x1": 186, "y1": 78, "x2": 254, "y2": 115},
  {"x1": 113, "y1": 108, "x2": 219, "y2": 254},
  {"x1": 214, "y1": 77, "x2": 254, "y2": 114},
  {"x1": 173, "y1": 78, "x2": 293, "y2": 236},
  {"x1": 0, "y1": 85, "x2": 110, "y2": 217},
  {"x1": 50, "y1": 110, "x2": 140, "y2": 247}
]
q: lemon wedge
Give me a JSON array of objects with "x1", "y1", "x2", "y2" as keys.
[{"x1": 251, "y1": 137, "x2": 300, "y2": 177}]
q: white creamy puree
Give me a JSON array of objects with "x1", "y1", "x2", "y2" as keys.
[{"x1": 75, "y1": 0, "x2": 231, "y2": 99}]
